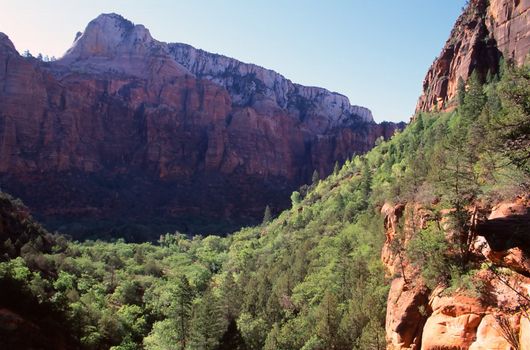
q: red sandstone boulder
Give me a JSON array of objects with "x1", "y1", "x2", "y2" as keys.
[{"x1": 386, "y1": 278, "x2": 429, "y2": 349}]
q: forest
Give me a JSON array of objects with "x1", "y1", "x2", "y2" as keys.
[{"x1": 0, "y1": 61, "x2": 528, "y2": 349}]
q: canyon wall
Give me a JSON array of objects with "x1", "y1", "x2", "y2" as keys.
[
  {"x1": 416, "y1": 0, "x2": 529, "y2": 112},
  {"x1": 387, "y1": 1, "x2": 530, "y2": 348},
  {"x1": 0, "y1": 15, "x2": 402, "y2": 238},
  {"x1": 382, "y1": 198, "x2": 530, "y2": 349}
]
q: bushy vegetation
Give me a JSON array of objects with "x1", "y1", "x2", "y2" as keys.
[{"x1": 0, "y1": 62, "x2": 528, "y2": 349}]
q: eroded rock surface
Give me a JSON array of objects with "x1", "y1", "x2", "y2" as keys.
[
  {"x1": 382, "y1": 197, "x2": 530, "y2": 350},
  {"x1": 416, "y1": 0, "x2": 530, "y2": 112}
]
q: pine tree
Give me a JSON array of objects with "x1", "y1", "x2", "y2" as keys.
[
  {"x1": 172, "y1": 275, "x2": 194, "y2": 350},
  {"x1": 189, "y1": 291, "x2": 227, "y2": 350},
  {"x1": 263, "y1": 323, "x2": 281, "y2": 350},
  {"x1": 262, "y1": 205, "x2": 272, "y2": 224},
  {"x1": 460, "y1": 70, "x2": 486, "y2": 122},
  {"x1": 316, "y1": 291, "x2": 341, "y2": 349},
  {"x1": 359, "y1": 159, "x2": 372, "y2": 208},
  {"x1": 221, "y1": 272, "x2": 240, "y2": 319},
  {"x1": 335, "y1": 238, "x2": 353, "y2": 301},
  {"x1": 438, "y1": 112, "x2": 481, "y2": 266},
  {"x1": 333, "y1": 161, "x2": 340, "y2": 176},
  {"x1": 457, "y1": 76, "x2": 466, "y2": 107},
  {"x1": 311, "y1": 169, "x2": 320, "y2": 185},
  {"x1": 495, "y1": 63, "x2": 530, "y2": 174}
]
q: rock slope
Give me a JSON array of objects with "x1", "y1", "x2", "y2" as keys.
[
  {"x1": 416, "y1": 0, "x2": 530, "y2": 112},
  {"x1": 382, "y1": 198, "x2": 530, "y2": 350},
  {"x1": 0, "y1": 14, "x2": 402, "y2": 238}
]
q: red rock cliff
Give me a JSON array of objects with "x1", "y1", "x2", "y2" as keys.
[
  {"x1": 381, "y1": 198, "x2": 530, "y2": 349},
  {"x1": 0, "y1": 14, "x2": 403, "y2": 238},
  {"x1": 416, "y1": 0, "x2": 529, "y2": 112}
]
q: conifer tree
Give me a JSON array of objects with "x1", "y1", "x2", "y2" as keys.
[
  {"x1": 189, "y1": 291, "x2": 227, "y2": 350},
  {"x1": 316, "y1": 291, "x2": 340, "y2": 349},
  {"x1": 333, "y1": 161, "x2": 340, "y2": 176},
  {"x1": 457, "y1": 76, "x2": 466, "y2": 107},
  {"x1": 460, "y1": 70, "x2": 486, "y2": 122},
  {"x1": 173, "y1": 275, "x2": 194, "y2": 350},
  {"x1": 312, "y1": 169, "x2": 320, "y2": 185},
  {"x1": 262, "y1": 205, "x2": 272, "y2": 224}
]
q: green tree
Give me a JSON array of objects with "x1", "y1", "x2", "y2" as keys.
[
  {"x1": 359, "y1": 158, "x2": 372, "y2": 207},
  {"x1": 494, "y1": 63, "x2": 530, "y2": 174},
  {"x1": 290, "y1": 191, "x2": 301, "y2": 206},
  {"x1": 406, "y1": 223, "x2": 451, "y2": 288},
  {"x1": 333, "y1": 161, "x2": 340, "y2": 176},
  {"x1": 144, "y1": 319, "x2": 181, "y2": 350},
  {"x1": 237, "y1": 313, "x2": 268, "y2": 350},
  {"x1": 172, "y1": 275, "x2": 194, "y2": 350},
  {"x1": 354, "y1": 319, "x2": 386, "y2": 350},
  {"x1": 189, "y1": 291, "x2": 227, "y2": 350},
  {"x1": 312, "y1": 170, "x2": 320, "y2": 185},
  {"x1": 116, "y1": 304, "x2": 147, "y2": 342},
  {"x1": 457, "y1": 76, "x2": 466, "y2": 107},
  {"x1": 315, "y1": 291, "x2": 341, "y2": 349},
  {"x1": 262, "y1": 205, "x2": 272, "y2": 224},
  {"x1": 221, "y1": 272, "x2": 241, "y2": 319},
  {"x1": 460, "y1": 70, "x2": 486, "y2": 122}
]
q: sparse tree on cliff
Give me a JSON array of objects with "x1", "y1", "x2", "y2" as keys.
[
  {"x1": 457, "y1": 76, "x2": 466, "y2": 107},
  {"x1": 333, "y1": 161, "x2": 340, "y2": 176},
  {"x1": 312, "y1": 170, "x2": 320, "y2": 185},
  {"x1": 262, "y1": 205, "x2": 272, "y2": 224}
]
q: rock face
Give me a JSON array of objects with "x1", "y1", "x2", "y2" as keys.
[
  {"x1": 416, "y1": 0, "x2": 530, "y2": 112},
  {"x1": 381, "y1": 198, "x2": 530, "y2": 350},
  {"x1": 385, "y1": 2, "x2": 530, "y2": 346},
  {"x1": 0, "y1": 14, "x2": 403, "y2": 238}
]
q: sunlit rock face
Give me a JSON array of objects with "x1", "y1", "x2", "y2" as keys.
[
  {"x1": 382, "y1": 197, "x2": 530, "y2": 350},
  {"x1": 0, "y1": 14, "x2": 402, "y2": 238},
  {"x1": 416, "y1": 0, "x2": 530, "y2": 113}
]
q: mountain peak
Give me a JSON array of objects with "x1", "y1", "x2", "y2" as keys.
[
  {"x1": 93, "y1": 13, "x2": 134, "y2": 27},
  {"x1": 0, "y1": 32, "x2": 16, "y2": 53},
  {"x1": 62, "y1": 13, "x2": 156, "y2": 60}
]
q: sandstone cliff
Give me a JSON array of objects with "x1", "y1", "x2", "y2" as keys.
[
  {"x1": 0, "y1": 14, "x2": 403, "y2": 238},
  {"x1": 382, "y1": 198, "x2": 530, "y2": 350},
  {"x1": 416, "y1": 0, "x2": 529, "y2": 112},
  {"x1": 387, "y1": 1, "x2": 530, "y2": 347}
]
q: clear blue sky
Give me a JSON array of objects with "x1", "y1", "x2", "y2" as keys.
[{"x1": 0, "y1": 1, "x2": 466, "y2": 122}]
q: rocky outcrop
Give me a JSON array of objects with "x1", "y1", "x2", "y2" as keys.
[
  {"x1": 382, "y1": 197, "x2": 530, "y2": 350},
  {"x1": 488, "y1": 0, "x2": 530, "y2": 66},
  {"x1": 0, "y1": 14, "x2": 403, "y2": 238},
  {"x1": 416, "y1": 0, "x2": 529, "y2": 112}
]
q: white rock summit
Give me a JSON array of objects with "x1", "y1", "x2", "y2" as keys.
[
  {"x1": 59, "y1": 13, "x2": 374, "y2": 127},
  {"x1": 60, "y1": 14, "x2": 188, "y2": 78}
]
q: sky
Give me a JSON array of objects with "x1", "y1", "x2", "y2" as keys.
[{"x1": 0, "y1": 1, "x2": 466, "y2": 123}]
